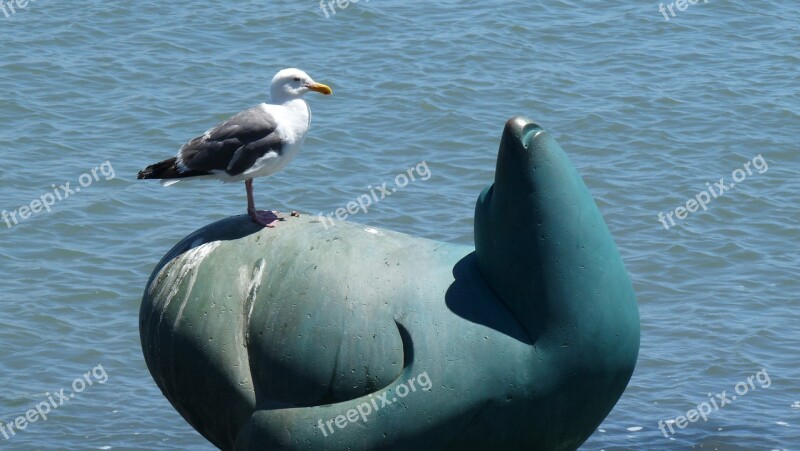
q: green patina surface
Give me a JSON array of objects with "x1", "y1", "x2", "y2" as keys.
[{"x1": 140, "y1": 117, "x2": 640, "y2": 450}]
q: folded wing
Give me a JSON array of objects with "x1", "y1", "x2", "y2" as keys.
[{"x1": 178, "y1": 107, "x2": 285, "y2": 177}]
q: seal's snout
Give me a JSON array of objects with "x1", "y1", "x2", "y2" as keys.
[
  {"x1": 495, "y1": 117, "x2": 549, "y2": 180},
  {"x1": 503, "y1": 116, "x2": 545, "y2": 151}
]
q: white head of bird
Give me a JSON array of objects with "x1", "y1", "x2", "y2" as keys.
[{"x1": 270, "y1": 68, "x2": 333, "y2": 103}]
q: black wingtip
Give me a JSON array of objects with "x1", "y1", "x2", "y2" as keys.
[
  {"x1": 137, "y1": 157, "x2": 179, "y2": 180},
  {"x1": 137, "y1": 157, "x2": 213, "y2": 180}
]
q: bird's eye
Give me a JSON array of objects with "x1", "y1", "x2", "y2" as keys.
[{"x1": 293, "y1": 77, "x2": 301, "y2": 82}]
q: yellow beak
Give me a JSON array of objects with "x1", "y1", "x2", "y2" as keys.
[{"x1": 307, "y1": 82, "x2": 332, "y2": 95}]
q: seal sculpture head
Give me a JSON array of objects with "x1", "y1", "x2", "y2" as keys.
[{"x1": 474, "y1": 117, "x2": 640, "y2": 446}]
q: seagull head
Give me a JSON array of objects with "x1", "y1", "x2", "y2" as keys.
[{"x1": 270, "y1": 68, "x2": 332, "y2": 103}]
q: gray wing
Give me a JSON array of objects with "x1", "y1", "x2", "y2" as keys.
[{"x1": 177, "y1": 107, "x2": 285, "y2": 177}]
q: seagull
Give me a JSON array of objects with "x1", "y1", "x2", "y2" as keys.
[{"x1": 137, "y1": 68, "x2": 332, "y2": 227}]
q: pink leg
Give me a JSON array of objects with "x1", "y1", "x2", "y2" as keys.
[{"x1": 245, "y1": 179, "x2": 280, "y2": 228}]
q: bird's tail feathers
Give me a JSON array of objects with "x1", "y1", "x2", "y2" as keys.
[{"x1": 137, "y1": 157, "x2": 210, "y2": 183}]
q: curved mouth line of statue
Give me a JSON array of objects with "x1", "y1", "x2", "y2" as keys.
[{"x1": 140, "y1": 117, "x2": 640, "y2": 450}]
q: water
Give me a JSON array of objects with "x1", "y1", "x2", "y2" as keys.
[{"x1": 1, "y1": 1, "x2": 798, "y2": 449}]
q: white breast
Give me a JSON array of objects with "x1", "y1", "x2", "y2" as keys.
[{"x1": 237, "y1": 100, "x2": 310, "y2": 180}]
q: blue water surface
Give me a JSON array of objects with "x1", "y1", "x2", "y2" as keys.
[{"x1": 0, "y1": 1, "x2": 798, "y2": 449}]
